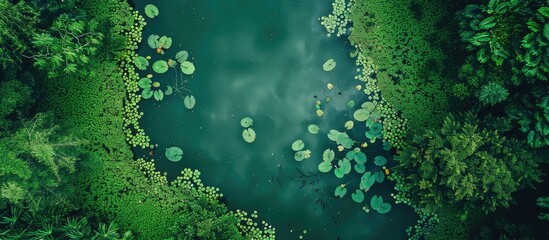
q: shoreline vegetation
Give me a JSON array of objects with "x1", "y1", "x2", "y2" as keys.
[{"x1": 0, "y1": 0, "x2": 547, "y2": 239}]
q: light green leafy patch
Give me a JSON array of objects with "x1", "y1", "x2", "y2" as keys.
[
  {"x1": 152, "y1": 60, "x2": 169, "y2": 73},
  {"x1": 165, "y1": 147, "x2": 183, "y2": 162},
  {"x1": 240, "y1": 117, "x2": 253, "y2": 128},
  {"x1": 144, "y1": 4, "x2": 159, "y2": 18},
  {"x1": 183, "y1": 95, "x2": 196, "y2": 109},
  {"x1": 323, "y1": 58, "x2": 336, "y2": 71},
  {"x1": 242, "y1": 128, "x2": 256, "y2": 143}
]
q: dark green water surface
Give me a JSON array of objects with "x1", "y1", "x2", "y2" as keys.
[{"x1": 133, "y1": 1, "x2": 416, "y2": 239}]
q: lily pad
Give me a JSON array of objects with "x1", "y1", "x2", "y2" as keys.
[
  {"x1": 360, "y1": 172, "x2": 376, "y2": 191},
  {"x1": 138, "y1": 78, "x2": 152, "y2": 89},
  {"x1": 158, "y1": 36, "x2": 172, "y2": 49},
  {"x1": 165, "y1": 147, "x2": 183, "y2": 162},
  {"x1": 134, "y1": 56, "x2": 149, "y2": 70},
  {"x1": 152, "y1": 60, "x2": 169, "y2": 73},
  {"x1": 353, "y1": 109, "x2": 370, "y2": 122},
  {"x1": 347, "y1": 100, "x2": 356, "y2": 109},
  {"x1": 374, "y1": 156, "x2": 387, "y2": 166},
  {"x1": 316, "y1": 109, "x2": 324, "y2": 117},
  {"x1": 338, "y1": 158, "x2": 351, "y2": 174},
  {"x1": 147, "y1": 34, "x2": 160, "y2": 49},
  {"x1": 242, "y1": 128, "x2": 256, "y2": 143},
  {"x1": 144, "y1": 4, "x2": 159, "y2": 18},
  {"x1": 334, "y1": 168, "x2": 345, "y2": 178},
  {"x1": 167, "y1": 59, "x2": 177, "y2": 68},
  {"x1": 370, "y1": 123, "x2": 383, "y2": 135},
  {"x1": 240, "y1": 117, "x2": 253, "y2": 128},
  {"x1": 291, "y1": 140, "x2": 305, "y2": 151},
  {"x1": 361, "y1": 101, "x2": 376, "y2": 112},
  {"x1": 294, "y1": 151, "x2": 306, "y2": 161},
  {"x1": 382, "y1": 141, "x2": 392, "y2": 151},
  {"x1": 308, "y1": 124, "x2": 320, "y2": 134},
  {"x1": 375, "y1": 171, "x2": 385, "y2": 183},
  {"x1": 370, "y1": 195, "x2": 384, "y2": 209},
  {"x1": 175, "y1": 50, "x2": 189, "y2": 62},
  {"x1": 354, "y1": 163, "x2": 366, "y2": 173},
  {"x1": 165, "y1": 86, "x2": 173, "y2": 95},
  {"x1": 377, "y1": 202, "x2": 392, "y2": 214},
  {"x1": 180, "y1": 61, "x2": 195, "y2": 75},
  {"x1": 141, "y1": 88, "x2": 153, "y2": 99},
  {"x1": 318, "y1": 161, "x2": 332, "y2": 173},
  {"x1": 153, "y1": 90, "x2": 164, "y2": 101},
  {"x1": 327, "y1": 130, "x2": 341, "y2": 141},
  {"x1": 323, "y1": 59, "x2": 336, "y2": 71},
  {"x1": 370, "y1": 110, "x2": 382, "y2": 120},
  {"x1": 336, "y1": 134, "x2": 354, "y2": 149},
  {"x1": 351, "y1": 189, "x2": 364, "y2": 203},
  {"x1": 183, "y1": 95, "x2": 196, "y2": 109},
  {"x1": 334, "y1": 185, "x2": 347, "y2": 198},
  {"x1": 354, "y1": 152, "x2": 367, "y2": 164},
  {"x1": 322, "y1": 149, "x2": 335, "y2": 162},
  {"x1": 344, "y1": 120, "x2": 354, "y2": 130},
  {"x1": 303, "y1": 149, "x2": 312, "y2": 159}
]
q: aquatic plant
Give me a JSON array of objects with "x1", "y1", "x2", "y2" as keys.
[
  {"x1": 152, "y1": 60, "x2": 168, "y2": 73},
  {"x1": 291, "y1": 140, "x2": 311, "y2": 161},
  {"x1": 291, "y1": 140, "x2": 305, "y2": 151},
  {"x1": 370, "y1": 195, "x2": 392, "y2": 214},
  {"x1": 175, "y1": 50, "x2": 189, "y2": 62},
  {"x1": 134, "y1": 56, "x2": 149, "y2": 70},
  {"x1": 183, "y1": 95, "x2": 196, "y2": 109},
  {"x1": 307, "y1": 124, "x2": 320, "y2": 134},
  {"x1": 322, "y1": 58, "x2": 336, "y2": 71},
  {"x1": 242, "y1": 128, "x2": 256, "y2": 143},
  {"x1": 144, "y1": 4, "x2": 159, "y2": 18},
  {"x1": 138, "y1": 78, "x2": 165, "y2": 102},
  {"x1": 240, "y1": 117, "x2": 253, "y2": 128},
  {"x1": 165, "y1": 147, "x2": 183, "y2": 162},
  {"x1": 180, "y1": 60, "x2": 196, "y2": 75}
]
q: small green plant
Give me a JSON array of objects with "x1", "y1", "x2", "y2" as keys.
[
  {"x1": 478, "y1": 82, "x2": 509, "y2": 106},
  {"x1": 144, "y1": 4, "x2": 159, "y2": 18},
  {"x1": 323, "y1": 58, "x2": 336, "y2": 71},
  {"x1": 165, "y1": 147, "x2": 183, "y2": 162}
]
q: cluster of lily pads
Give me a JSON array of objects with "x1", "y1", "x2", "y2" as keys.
[
  {"x1": 291, "y1": 140, "x2": 312, "y2": 161},
  {"x1": 240, "y1": 117, "x2": 256, "y2": 143},
  {"x1": 353, "y1": 101, "x2": 388, "y2": 143}
]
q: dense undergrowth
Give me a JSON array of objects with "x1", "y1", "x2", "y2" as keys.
[{"x1": 322, "y1": 0, "x2": 548, "y2": 239}]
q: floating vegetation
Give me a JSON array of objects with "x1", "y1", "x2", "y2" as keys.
[
  {"x1": 351, "y1": 189, "x2": 365, "y2": 203},
  {"x1": 344, "y1": 120, "x2": 354, "y2": 130},
  {"x1": 347, "y1": 100, "x2": 355, "y2": 109},
  {"x1": 134, "y1": 56, "x2": 149, "y2": 70},
  {"x1": 370, "y1": 195, "x2": 392, "y2": 214},
  {"x1": 291, "y1": 140, "x2": 311, "y2": 161},
  {"x1": 153, "y1": 89, "x2": 164, "y2": 101},
  {"x1": 316, "y1": 109, "x2": 324, "y2": 117},
  {"x1": 291, "y1": 140, "x2": 305, "y2": 151},
  {"x1": 175, "y1": 50, "x2": 189, "y2": 62},
  {"x1": 144, "y1": 4, "x2": 159, "y2": 18},
  {"x1": 323, "y1": 58, "x2": 336, "y2": 71},
  {"x1": 334, "y1": 184, "x2": 347, "y2": 198},
  {"x1": 165, "y1": 147, "x2": 183, "y2": 162},
  {"x1": 138, "y1": 78, "x2": 165, "y2": 102},
  {"x1": 374, "y1": 156, "x2": 387, "y2": 166},
  {"x1": 242, "y1": 128, "x2": 256, "y2": 143},
  {"x1": 183, "y1": 95, "x2": 196, "y2": 109},
  {"x1": 180, "y1": 61, "x2": 196, "y2": 75},
  {"x1": 152, "y1": 60, "x2": 169, "y2": 73},
  {"x1": 307, "y1": 124, "x2": 320, "y2": 134},
  {"x1": 240, "y1": 117, "x2": 254, "y2": 128},
  {"x1": 327, "y1": 83, "x2": 334, "y2": 90}
]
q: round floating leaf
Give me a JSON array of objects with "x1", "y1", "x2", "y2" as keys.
[
  {"x1": 354, "y1": 152, "x2": 367, "y2": 164},
  {"x1": 354, "y1": 163, "x2": 366, "y2": 173},
  {"x1": 371, "y1": 110, "x2": 382, "y2": 120},
  {"x1": 334, "y1": 185, "x2": 347, "y2": 198},
  {"x1": 351, "y1": 190, "x2": 364, "y2": 203},
  {"x1": 167, "y1": 59, "x2": 177, "y2": 68},
  {"x1": 175, "y1": 50, "x2": 189, "y2": 62},
  {"x1": 353, "y1": 109, "x2": 370, "y2": 122},
  {"x1": 323, "y1": 59, "x2": 336, "y2": 71},
  {"x1": 370, "y1": 123, "x2": 383, "y2": 135},
  {"x1": 240, "y1": 117, "x2": 253, "y2": 128},
  {"x1": 370, "y1": 195, "x2": 384, "y2": 209},
  {"x1": 318, "y1": 161, "x2": 332, "y2": 173},
  {"x1": 327, "y1": 130, "x2": 340, "y2": 141},
  {"x1": 375, "y1": 171, "x2": 385, "y2": 183},
  {"x1": 138, "y1": 78, "x2": 152, "y2": 89},
  {"x1": 377, "y1": 202, "x2": 392, "y2": 214},
  {"x1": 327, "y1": 83, "x2": 334, "y2": 90},
  {"x1": 346, "y1": 150, "x2": 356, "y2": 160},
  {"x1": 294, "y1": 151, "x2": 306, "y2": 161},
  {"x1": 360, "y1": 172, "x2": 376, "y2": 191},
  {"x1": 338, "y1": 158, "x2": 351, "y2": 174},
  {"x1": 303, "y1": 149, "x2": 312, "y2": 159},
  {"x1": 183, "y1": 95, "x2": 196, "y2": 109},
  {"x1": 374, "y1": 156, "x2": 387, "y2": 166},
  {"x1": 361, "y1": 102, "x2": 376, "y2": 112},
  {"x1": 144, "y1": 4, "x2": 159, "y2": 18},
  {"x1": 316, "y1": 109, "x2": 324, "y2": 117},
  {"x1": 337, "y1": 134, "x2": 354, "y2": 149},
  {"x1": 365, "y1": 131, "x2": 376, "y2": 140},
  {"x1": 158, "y1": 36, "x2": 172, "y2": 49},
  {"x1": 322, "y1": 149, "x2": 335, "y2": 162},
  {"x1": 291, "y1": 140, "x2": 305, "y2": 151},
  {"x1": 347, "y1": 100, "x2": 355, "y2": 109},
  {"x1": 334, "y1": 168, "x2": 345, "y2": 178},
  {"x1": 141, "y1": 88, "x2": 153, "y2": 99},
  {"x1": 134, "y1": 56, "x2": 149, "y2": 70},
  {"x1": 344, "y1": 120, "x2": 354, "y2": 130},
  {"x1": 165, "y1": 86, "x2": 173, "y2": 96},
  {"x1": 152, "y1": 60, "x2": 169, "y2": 73},
  {"x1": 147, "y1": 34, "x2": 160, "y2": 49},
  {"x1": 153, "y1": 90, "x2": 164, "y2": 101},
  {"x1": 308, "y1": 124, "x2": 319, "y2": 134},
  {"x1": 242, "y1": 128, "x2": 256, "y2": 143},
  {"x1": 382, "y1": 141, "x2": 392, "y2": 151},
  {"x1": 165, "y1": 147, "x2": 183, "y2": 162},
  {"x1": 180, "y1": 61, "x2": 195, "y2": 75}
]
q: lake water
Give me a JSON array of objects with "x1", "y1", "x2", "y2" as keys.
[{"x1": 133, "y1": 0, "x2": 416, "y2": 239}]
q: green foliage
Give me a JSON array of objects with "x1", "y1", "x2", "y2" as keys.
[
  {"x1": 393, "y1": 113, "x2": 542, "y2": 213},
  {"x1": 165, "y1": 147, "x2": 183, "y2": 162},
  {"x1": 0, "y1": 0, "x2": 39, "y2": 67},
  {"x1": 478, "y1": 82, "x2": 509, "y2": 106},
  {"x1": 519, "y1": 3, "x2": 549, "y2": 82},
  {"x1": 144, "y1": 4, "x2": 159, "y2": 19},
  {"x1": 27, "y1": 14, "x2": 103, "y2": 77},
  {"x1": 506, "y1": 85, "x2": 549, "y2": 148},
  {"x1": 183, "y1": 95, "x2": 196, "y2": 109},
  {"x1": 537, "y1": 196, "x2": 549, "y2": 220},
  {"x1": 0, "y1": 80, "x2": 31, "y2": 132}
]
